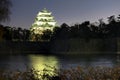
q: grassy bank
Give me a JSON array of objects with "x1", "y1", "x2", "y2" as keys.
[{"x1": 0, "y1": 66, "x2": 120, "y2": 80}]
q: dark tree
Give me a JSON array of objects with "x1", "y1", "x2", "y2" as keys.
[
  {"x1": 41, "y1": 29, "x2": 52, "y2": 41},
  {"x1": 97, "y1": 19, "x2": 108, "y2": 38},
  {"x1": 78, "y1": 21, "x2": 91, "y2": 38},
  {"x1": 0, "y1": 24, "x2": 4, "y2": 40},
  {"x1": 107, "y1": 15, "x2": 118, "y2": 37},
  {"x1": 107, "y1": 15, "x2": 116, "y2": 24},
  {"x1": 22, "y1": 29, "x2": 30, "y2": 41},
  {"x1": 90, "y1": 24, "x2": 99, "y2": 38},
  {"x1": 60, "y1": 23, "x2": 70, "y2": 39},
  {"x1": 0, "y1": 0, "x2": 12, "y2": 22},
  {"x1": 117, "y1": 15, "x2": 120, "y2": 22},
  {"x1": 3, "y1": 26, "x2": 12, "y2": 40},
  {"x1": 51, "y1": 23, "x2": 70, "y2": 40}
]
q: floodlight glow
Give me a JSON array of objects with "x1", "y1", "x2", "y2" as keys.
[{"x1": 30, "y1": 8, "x2": 57, "y2": 41}]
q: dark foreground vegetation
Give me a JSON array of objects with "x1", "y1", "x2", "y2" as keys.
[{"x1": 0, "y1": 66, "x2": 120, "y2": 80}]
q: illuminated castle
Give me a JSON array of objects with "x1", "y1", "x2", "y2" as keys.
[
  {"x1": 30, "y1": 8, "x2": 56, "y2": 34},
  {"x1": 30, "y1": 8, "x2": 57, "y2": 41}
]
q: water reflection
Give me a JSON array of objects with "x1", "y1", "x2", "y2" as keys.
[
  {"x1": 28, "y1": 54, "x2": 59, "y2": 76},
  {"x1": 0, "y1": 54, "x2": 119, "y2": 72},
  {"x1": 58, "y1": 54, "x2": 118, "y2": 68},
  {"x1": 0, "y1": 55, "x2": 29, "y2": 71},
  {"x1": 117, "y1": 54, "x2": 120, "y2": 65}
]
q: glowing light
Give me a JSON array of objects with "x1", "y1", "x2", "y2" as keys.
[
  {"x1": 29, "y1": 54, "x2": 59, "y2": 78},
  {"x1": 30, "y1": 8, "x2": 57, "y2": 41}
]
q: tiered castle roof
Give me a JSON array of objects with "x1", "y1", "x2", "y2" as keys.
[{"x1": 30, "y1": 8, "x2": 57, "y2": 35}]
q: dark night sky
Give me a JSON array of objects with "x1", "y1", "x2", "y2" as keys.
[{"x1": 3, "y1": 0, "x2": 120, "y2": 29}]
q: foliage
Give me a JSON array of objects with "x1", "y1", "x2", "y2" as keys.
[
  {"x1": 0, "y1": 24, "x2": 30, "y2": 41},
  {"x1": 0, "y1": 66, "x2": 120, "y2": 80},
  {"x1": 1, "y1": 14, "x2": 120, "y2": 41},
  {"x1": 0, "y1": 0, "x2": 12, "y2": 22},
  {"x1": 51, "y1": 14, "x2": 120, "y2": 41},
  {"x1": 41, "y1": 29, "x2": 52, "y2": 41}
]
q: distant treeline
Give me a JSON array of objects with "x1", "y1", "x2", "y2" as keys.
[
  {"x1": 0, "y1": 25, "x2": 30, "y2": 41},
  {"x1": 51, "y1": 15, "x2": 120, "y2": 41},
  {"x1": 1, "y1": 15, "x2": 120, "y2": 41}
]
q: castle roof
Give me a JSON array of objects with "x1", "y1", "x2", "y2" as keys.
[{"x1": 41, "y1": 8, "x2": 50, "y2": 13}]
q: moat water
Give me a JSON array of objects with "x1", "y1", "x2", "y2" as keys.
[{"x1": 0, "y1": 54, "x2": 120, "y2": 71}]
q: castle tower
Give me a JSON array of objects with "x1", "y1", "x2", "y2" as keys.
[
  {"x1": 30, "y1": 8, "x2": 56, "y2": 34},
  {"x1": 30, "y1": 8, "x2": 57, "y2": 41}
]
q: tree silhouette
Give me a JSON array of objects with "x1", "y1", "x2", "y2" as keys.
[
  {"x1": 51, "y1": 27, "x2": 61, "y2": 40},
  {"x1": 90, "y1": 24, "x2": 99, "y2": 38},
  {"x1": 3, "y1": 26, "x2": 12, "y2": 40},
  {"x1": 0, "y1": 0, "x2": 12, "y2": 22},
  {"x1": 0, "y1": 24, "x2": 4, "y2": 40},
  {"x1": 79, "y1": 21, "x2": 91, "y2": 38},
  {"x1": 117, "y1": 15, "x2": 120, "y2": 37},
  {"x1": 107, "y1": 15, "x2": 116, "y2": 24},
  {"x1": 97, "y1": 19, "x2": 108, "y2": 38},
  {"x1": 117, "y1": 15, "x2": 120, "y2": 22},
  {"x1": 106, "y1": 15, "x2": 118, "y2": 37},
  {"x1": 22, "y1": 29, "x2": 30, "y2": 41},
  {"x1": 41, "y1": 29, "x2": 52, "y2": 41},
  {"x1": 60, "y1": 23, "x2": 70, "y2": 39},
  {"x1": 1, "y1": 13, "x2": 120, "y2": 41},
  {"x1": 51, "y1": 23, "x2": 70, "y2": 40}
]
